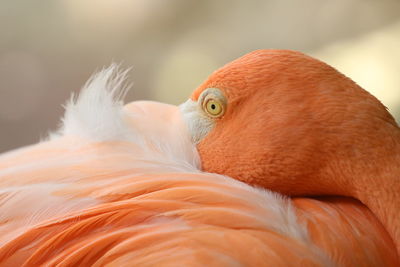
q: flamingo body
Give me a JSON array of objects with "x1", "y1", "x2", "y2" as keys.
[{"x1": 0, "y1": 61, "x2": 398, "y2": 266}]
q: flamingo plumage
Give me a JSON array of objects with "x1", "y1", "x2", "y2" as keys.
[
  {"x1": 0, "y1": 52, "x2": 398, "y2": 266},
  {"x1": 187, "y1": 50, "x2": 400, "y2": 256}
]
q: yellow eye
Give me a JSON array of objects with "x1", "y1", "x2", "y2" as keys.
[
  {"x1": 200, "y1": 88, "x2": 227, "y2": 118},
  {"x1": 205, "y1": 99, "x2": 224, "y2": 117}
]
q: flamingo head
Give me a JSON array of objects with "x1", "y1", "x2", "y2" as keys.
[{"x1": 180, "y1": 49, "x2": 399, "y2": 197}]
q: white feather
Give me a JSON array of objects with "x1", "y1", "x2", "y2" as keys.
[
  {"x1": 50, "y1": 64, "x2": 133, "y2": 142},
  {"x1": 179, "y1": 99, "x2": 214, "y2": 144}
]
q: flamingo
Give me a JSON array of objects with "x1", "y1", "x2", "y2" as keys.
[
  {"x1": 0, "y1": 51, "x2": 398, "y2": 266},
  {"x1": 185, "y1": 50, "x2": 400, "y2": 256}
]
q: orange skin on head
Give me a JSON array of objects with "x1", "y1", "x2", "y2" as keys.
[{"x1": 191, "y1": 49, "x2": 400, "y2": 253}]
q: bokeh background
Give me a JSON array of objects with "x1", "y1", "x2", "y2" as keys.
[{"x1": 1, "y1": 0, "x2": 399, "y2": 152}]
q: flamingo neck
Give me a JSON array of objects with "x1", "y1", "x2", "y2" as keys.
[{"x1": 352, "y1": 137, "x2": 400, "y2": 256}]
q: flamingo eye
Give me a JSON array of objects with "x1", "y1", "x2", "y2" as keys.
[
  {"x1": 205, "y1": 99, "x2": 224, "y2": 117},
  {"x1": 200, "y1": 88, "x2": 227, "y2": 118}
]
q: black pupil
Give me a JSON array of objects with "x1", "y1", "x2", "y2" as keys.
[{"x1": 211, "y1": 104, "x2": 216, "y2": 110}]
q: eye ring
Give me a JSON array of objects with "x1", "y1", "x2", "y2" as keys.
[{"x1": 200, "y1": 88, "x2": 226, "y2": 118}]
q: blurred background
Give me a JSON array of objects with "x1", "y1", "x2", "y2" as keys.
[{"x1": 0, "y1": 0, "x2": 399, "y2": 152}]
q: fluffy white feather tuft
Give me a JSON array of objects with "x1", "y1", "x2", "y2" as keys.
[{"x1": 51, "y1": 64, "x2": 133, "y2": 141}]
